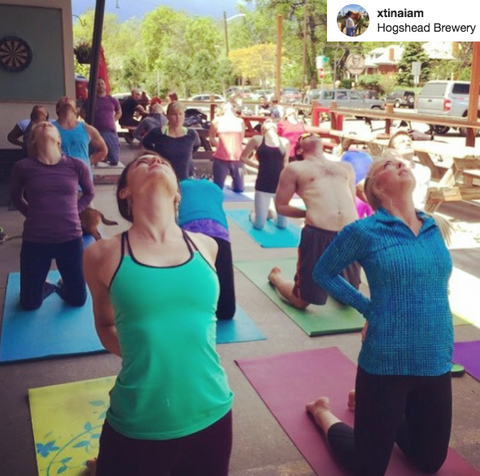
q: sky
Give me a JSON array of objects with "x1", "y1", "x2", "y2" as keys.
[{"x1": 71, "y1": 0, "x2": 244, "y2": 22}]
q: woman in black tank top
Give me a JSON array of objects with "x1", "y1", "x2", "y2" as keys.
[{"x1": 240, "y1": 119, "x2": 289, "y2": 230}]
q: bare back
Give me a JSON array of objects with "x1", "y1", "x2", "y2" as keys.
[{"x1": 276, "y1": 158, "x2": 357, "y2": 231}]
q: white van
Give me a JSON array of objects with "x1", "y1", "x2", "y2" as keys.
[{"x1": 416, "y1": 80, "x2": 480, "y2": 135}]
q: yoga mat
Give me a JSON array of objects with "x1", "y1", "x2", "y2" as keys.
[
  {"x1": 29, "y1": 376, "x2": 115, "y2": 476},
  {"x1": 223, "y1": 187, "x2": 252, "y2": 202},
  {"x1": 216, "y1": 305, "x2": 265, "y2": 344},
  {"x1": 82, "y1": 234, "x2": 95, "y2": 249},
  {"x1": 453, "y1": 341, "x2": 480, "y2": 382},
  {"x1": 0, "y1": 272, "x2": 105, "y2": 363},
  {"x1": 236, "y1": 347, "x2": 480, "y2": 476},
  {"x1": 449, "y1": 268, "x2": 480, "y2": 328},
  {"x1": 226, "y1": 209, "x2": 301, "y2": 248},
  {"x1": 235, "y1": 258, "x2": 365, "y2": 336}
]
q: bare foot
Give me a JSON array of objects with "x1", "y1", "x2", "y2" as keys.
[
  {"x1": 268, "y1": 267, "x2": 282, "y2": 284},
  {"x1": 348, "y1": 389, "x2": 355, "y2": 411},
  {"x1": 306, "y1": 396, "x2": 331, "y2": 415},
  {"x1": 306, "y1": 397, "x2": 340, "y2": 433},
  {"x1": 83, "y1": 458, "x2": 97, "y2": 476}
]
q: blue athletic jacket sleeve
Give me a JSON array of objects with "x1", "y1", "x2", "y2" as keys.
[{"x1": 312, "y1": 220, "x2": 371, "y2": 316}]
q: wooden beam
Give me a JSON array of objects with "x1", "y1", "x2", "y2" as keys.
[{"x1": 466, "y1": 42, "x2": 480, "y2": 146}]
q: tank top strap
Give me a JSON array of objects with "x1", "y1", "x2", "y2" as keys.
[
  {"x1": 124, "y1": 231, "x2": 134, "y2": 257},
  {"x1": 182, "y1": 229, "x2": 198, "y2": 253}
]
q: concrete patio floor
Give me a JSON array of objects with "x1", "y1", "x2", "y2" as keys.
[{"x1": 0, "y1": 142, "x2": 479, "y2": 475}]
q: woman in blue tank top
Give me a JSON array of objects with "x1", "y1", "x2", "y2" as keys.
[{"x1": 83, "y1": 152, "x2": 233, "y2": 476}]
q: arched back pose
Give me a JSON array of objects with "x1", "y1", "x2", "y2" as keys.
[
  {"x1": 10, "y1": 122, "x2": 94, "y2": 310},
  {"x1": 142, "y1": 101, "x2": 200, "y2": 180},
  {"x1": 308, "y1": 157, "x2": 453, "y2": 476},
  {"x1": 240, "y1": 118, "x2": 289, "y2": 230},
  {"x1": 83, "y1": 152, "x2": 233, "y2": 476}
]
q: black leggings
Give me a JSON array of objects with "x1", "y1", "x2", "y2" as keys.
[
  {"x1": 20, "y1": 238, "x2": 86, "y2": 310},
  {"x1": 327, "y1": 367, "x2": 452, "y2": 476},
  {"x1": 213, "y1": 237, "x2": 236, "y2": 320},
  {"x1": 96, "y1": 411, "x2": 232, "y2": 476}
]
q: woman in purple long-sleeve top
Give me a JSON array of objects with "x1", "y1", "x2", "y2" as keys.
[{"x1": 10, "y1": 121, "x2": 95, "y2": 310}]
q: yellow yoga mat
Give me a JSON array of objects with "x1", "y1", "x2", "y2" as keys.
[{"x1": 29, "y1": 377, "x2": 115, "y2": 476}]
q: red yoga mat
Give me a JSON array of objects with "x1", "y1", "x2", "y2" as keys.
[{"x1": 236, "y1": 347, "x2": 479, "y2": 476}]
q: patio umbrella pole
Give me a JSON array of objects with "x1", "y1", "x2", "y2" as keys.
[{"x1": 85, "y1": 0, "x2": 106, "y2": 125}]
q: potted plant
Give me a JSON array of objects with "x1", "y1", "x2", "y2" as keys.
[{"x1": 74, "y1": 42, "x2": 92, "y2": 64}]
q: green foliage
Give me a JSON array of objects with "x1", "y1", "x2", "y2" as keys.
[
  {"x1": 397, "y1": 42, "x2": 430, "y2": 86},
  {"x1": 357, "y1": 74, "x2": 396, "y2": 95},
  {"x1": 340, "y1": 78, "x2": 352, "y2": 89}
]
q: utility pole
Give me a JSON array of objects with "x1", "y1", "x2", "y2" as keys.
[
  {"x1": 223, "y1": 11, "x2": 229, "y2": 57},
  {"x1": 302, "y1": 1, "x2": 308, "y2": 90}
]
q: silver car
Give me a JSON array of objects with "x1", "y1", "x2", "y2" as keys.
[
  {"x1": 304, "y1": 89, "x2": 384, "y2": 112},
  {"x1": 416, "y1": 81, "x2": 480, "y2": 135}
]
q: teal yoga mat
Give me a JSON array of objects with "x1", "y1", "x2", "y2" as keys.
[
  {"x1": 226, "y1": 209, "x2": 301, "y2": 248},
  {"x1": 235, "y1": 258, "x2": 365, "y2": 336},
  {"x1": 223, "y1": 188, "x2": 252, "y2": 202},
  {"x1": 216, "y1": 305, "x2": 265, "y2": 343},
  {"x1": 0, "y1": 271, "x2": 105, "y2": 363}
]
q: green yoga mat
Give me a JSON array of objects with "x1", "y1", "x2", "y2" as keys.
[
  {"x1": 29, "y1": 376, "x2": 115, "y2": 476},
  {"x1": 235, "y1": 258, "x2": 365, "y2": 336}
]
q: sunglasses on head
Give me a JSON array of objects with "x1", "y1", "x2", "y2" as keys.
[{"x1": 299, "y1": 132, "x2": 320, "y2": 141}]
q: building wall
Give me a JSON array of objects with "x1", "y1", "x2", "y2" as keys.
[
  {"x1": 378, "y1": 65, "x2": 397, "y2": 75},
  {"x1": 0, "y1": 0, "x2": 74, "y2": 149}
]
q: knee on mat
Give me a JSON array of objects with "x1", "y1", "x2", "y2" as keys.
[
  {"x1": 216, "y1": 304, "x2": 236, "y2": 320},
  {"x1": 20, "y1": 300, "x2": 42, "y2": 311}
]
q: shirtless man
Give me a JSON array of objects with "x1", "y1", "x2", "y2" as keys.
[{"x1": 268, "y1": 133, "x2": 360, "y2": 309}]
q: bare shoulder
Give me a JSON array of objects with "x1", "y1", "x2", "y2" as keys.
[
  {"x1": 185, "y1": 231, "x2": 218, "y2": 265},
  {"x1": 84, "y1": 234, "x2": 122, "y2": 266},
  {"x1": 337, "y1": 161, "x2": 354, "y2": 173}
]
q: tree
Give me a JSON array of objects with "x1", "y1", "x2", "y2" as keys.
[
  {"x1": 229, "y1": 44, "x2": 277, "y2": 86},
  {"x1": 396, "y1": 42, "x2": 430, "y2": 86}
]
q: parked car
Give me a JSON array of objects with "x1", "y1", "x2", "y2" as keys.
[
  {"x1": 416, "y1": 80, "x2": 480, "y2": 135},
  {"x1": 304, "y1": 89, "x2": 322, "y2": 105},
  {"x1": 385, "y1": 90, "x2": 415, "y2": 109},
  {"x1": 251, "y1": 89, "x2": 275, "y2": 101},
  {"x1": 306, "y1": 89, "x2": 384, "y2": 113},
  {"x1": 281, "y1": 87, "x2": 302, "y2": 104},
  {"x1": 189, "y1": 93, "x2": 225, "y2": 102}
]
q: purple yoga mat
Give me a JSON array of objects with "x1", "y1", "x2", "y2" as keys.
[
  {"x1": 454, "y1": 341, "x2": 480, "y2": 381},
  {"x1": 236, "y1": 347, "x2": 479, "y2": 476}
]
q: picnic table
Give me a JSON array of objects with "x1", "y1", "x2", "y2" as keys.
[{"x1": 329, "y1": 129, "x2": 480, "y2": 212}]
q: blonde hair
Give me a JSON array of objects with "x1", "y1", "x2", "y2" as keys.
[
  {"x1": 166, "y1": 101, "x2": 185, "y2": 116},
  {"x1": 363, "y1": 152, "x2": 403, "y2": 210},
  {"x1": 28, "y1": 122, "x2": 62, "y2": 157}
]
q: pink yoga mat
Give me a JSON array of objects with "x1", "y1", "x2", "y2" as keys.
[
  {"x1": 454, "y1": 341, "x2": 480, "y2": 382},
  {"x1": 236, "y1": 347, "x2": 479, "y2": 476}
]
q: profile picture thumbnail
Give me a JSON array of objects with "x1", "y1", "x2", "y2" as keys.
[{"x1": 337, "y1": 5, "x2": 369, "y2": 37}]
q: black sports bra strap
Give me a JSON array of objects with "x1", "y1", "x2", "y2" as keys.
[
  {"x1": 182, "y1": 229, "x2": 199, "y2": 253},
  {"x1": 124, "y1": 231, "x2": 134, "y2": 257}
]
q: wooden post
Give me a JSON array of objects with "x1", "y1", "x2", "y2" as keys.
[
  {"x1": 331, "y1": 100, "x2": 338, "y2": 131},
  {"x1": 302, "y1": 3, "x2": 307, "y2": 90},
  {"x1": 466, "y1": 42, "x2": 480, "y2": 147},
  {"x1": 276, "y1": 14, "x2": 283, "y2": 101},
  {"x1": 385, "y1": 103, "x2": 394, "y2": 134},
  {"x1": 210, "y1": 94, "x2": 216, "y2": 121},
  {"x1": 223, "y1": 11, "x2": 229, "y2": 58}
]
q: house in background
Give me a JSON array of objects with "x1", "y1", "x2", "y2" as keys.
[{"x1": 364, "y1": 42, "x2": 456, "y2": 76}]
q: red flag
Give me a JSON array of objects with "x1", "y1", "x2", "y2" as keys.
[{"x1": 98, "y1": 46, "x2": 111, "y2": 94}]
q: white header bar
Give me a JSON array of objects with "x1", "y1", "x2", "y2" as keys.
[{"x1": 328, "y1": 1, "x2": 480, "y2": 41}]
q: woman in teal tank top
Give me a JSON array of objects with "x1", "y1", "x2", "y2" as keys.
[{"x1": 84, "y1": 152, "x2": 234, "y2": 476}]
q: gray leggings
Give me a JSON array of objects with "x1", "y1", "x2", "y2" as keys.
[{"x1": 253, "y1": 190, "x2": 287, "y2": 230}]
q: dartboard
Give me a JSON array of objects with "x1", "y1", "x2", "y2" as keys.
[{"x1": 0, "y1": 36, "x2": 33, "y2": 72}]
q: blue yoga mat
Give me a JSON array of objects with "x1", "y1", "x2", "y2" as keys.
[
  {"x1": 216, "y1": 305, "x2": 265, "y2": 344},
  {"x1": 0, "y1": 271, "x2": 105, "y2": 363},
  {"x1": 226, "y1": 209, "x2": 301, "y2": 248},
  {"x1": 223, "y1": 188, "x2": 253, "y2": 202}
]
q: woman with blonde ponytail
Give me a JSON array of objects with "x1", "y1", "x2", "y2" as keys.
[{"x1": 307, "y1": 156, "x2": 454, "y2": 476}]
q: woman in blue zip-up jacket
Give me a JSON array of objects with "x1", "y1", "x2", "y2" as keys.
[{"x1": 307, "y1": 156, "x2": 453, "y2": 476}]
